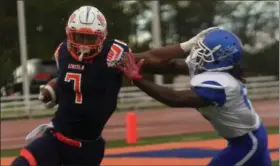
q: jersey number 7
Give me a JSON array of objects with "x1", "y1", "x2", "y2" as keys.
[{"x1": 65, "y1": 72, "x2": 83, "y2": 104}]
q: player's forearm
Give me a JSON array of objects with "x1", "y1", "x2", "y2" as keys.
[
  {"x1": 142, "y1": 59, "x2": 188, "y2": 74},
  {"x1": 134, "y1": 44, "x2": 185, "y2": 64},
  {"x1": 133, "y1": 27, "x2": 219, "y2": 64},
  {"x1": 132, "y1": 79, "x2": 185, "y2": 107},
  {"x1": 132, "y1": 78, "x2": 209, "y2": 108}
]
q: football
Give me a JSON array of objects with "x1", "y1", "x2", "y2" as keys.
[{"x1": 39, "y1": 78, "x2": 57, "y2": 103}]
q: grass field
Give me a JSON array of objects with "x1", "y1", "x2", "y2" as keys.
[{"x1": 1, "y1": 126, "x2": 278, "y2": 165}]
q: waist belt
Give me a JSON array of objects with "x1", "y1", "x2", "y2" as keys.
[
  {"x1": 25, "y1": 122, "x2": 101, "y2": 148},
  {"x1": 49, "y1": 129, "x2": 82, "y2": 148}
]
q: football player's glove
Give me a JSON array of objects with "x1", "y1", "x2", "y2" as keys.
[{"x1": 117, "y1": 51, "x2": 144, "y2": 81}]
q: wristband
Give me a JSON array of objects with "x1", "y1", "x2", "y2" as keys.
[{"x1": 180, "y1": 40, "x2": 194, "y2": 52}]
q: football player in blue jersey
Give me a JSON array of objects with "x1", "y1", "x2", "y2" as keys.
[{"x1": 119, "y1": 28, "x2": 272, "y2": 166}]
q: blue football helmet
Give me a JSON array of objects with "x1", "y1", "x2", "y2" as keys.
[{"x1": 189, "y1": 29, "x2": 243, "y2": 73}]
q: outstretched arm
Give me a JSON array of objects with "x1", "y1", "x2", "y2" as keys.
[
  {"x1": 133, "y1": 27, "x2": 220, "y2": 65},
  {"x1": 134, "y1": 44, "x2": 185, "y2": 64},
  {"x1": 142, "y1": 58, "x2": 188, "y2": 74},
  {"x1": 118, "y1": 53, "x2": 210, "y2": 108},
  {"x1": 132, "y1": 79, "x2": 210, "y2": 108}
]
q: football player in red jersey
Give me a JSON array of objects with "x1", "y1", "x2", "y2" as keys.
[
  {"x1": 12, "y1": 5, "x2": 131, "y2": 166},
  {"x1": 11, "y1": 4, "x2": 216, "y2": 165}
]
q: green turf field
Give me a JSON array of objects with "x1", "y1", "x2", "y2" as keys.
[
  {"x1": 272, "y1": 160, "x2": 279, "y2": 166},
  {"x1": 2, "y1": 126, "x2": 278, "y2": 165}
]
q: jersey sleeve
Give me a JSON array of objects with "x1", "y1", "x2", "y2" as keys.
[
  {"x1": 105, "y1": 39, "x2": 130, "y2": 67},
  {"x1": 105, "y1": 39, "x2": 130, "y2": 53},
  {"x1": 54, "y1": 42, "x2": 63, "y2": 70},
  {"x1": 190, "y1": 73, "x2": 229, "y2": 107}
]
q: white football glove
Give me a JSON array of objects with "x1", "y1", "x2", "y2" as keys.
[
  {"x1": 38, "y1": 85, "x2": 57, "y2": 108},
  {"x1": 180, "y1": 27, "x2": 220, "y2": 52}
]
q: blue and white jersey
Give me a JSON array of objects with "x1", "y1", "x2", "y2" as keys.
[{"x1": 185, "y1": 56, "x2": 261, "y2": 138}]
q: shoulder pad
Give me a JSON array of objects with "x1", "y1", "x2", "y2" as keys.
[
  {"x1": 54, "y1": 42, "x2": 63, "y2": 69},
  {"x1": 112, "y1": 39, "x2": 129, "y2": 52},
  {"x1": 191, "y1": 72, "x2": 238, "y2": 89},
  {"x1": 106, "y1": 39, "x2": 130, "y2": 67},
  {"x1": 191, "y1": 72, "x2": 240, "y2": 106},
  {"x1": 104, "y1": 39, "x2": 128, "y2": 47},
  {"x1": 113, "y1": 39, "x2": 128, "y2": 46}
]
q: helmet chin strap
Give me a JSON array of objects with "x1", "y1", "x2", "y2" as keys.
[{"x1": 78, "y1": 47, "x2": 90, "y2": 61}]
